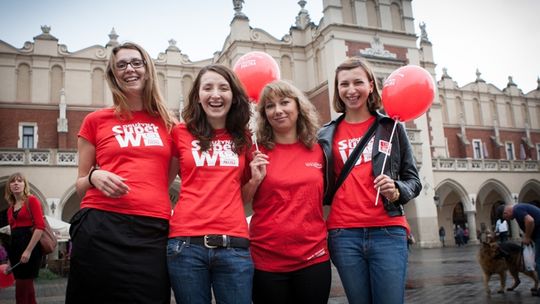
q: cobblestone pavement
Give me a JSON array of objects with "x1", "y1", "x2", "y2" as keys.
[{"x1": 1, "y1": 244, "x2": 539, "y2": 303}]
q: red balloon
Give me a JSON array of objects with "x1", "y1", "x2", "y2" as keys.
[
  {"x1": 382, "y1": 65, "x2": 435, "y2": 122},
  {"x1": 0, "y1": 264, "x2": 14, "y2": 288},
  {"x1": 233, "y1": 51, "x2": 280, "y2": 103}
]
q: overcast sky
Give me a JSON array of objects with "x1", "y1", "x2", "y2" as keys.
[{"x1": 1, "y1": 0, "x2": 538, "y2": 92}]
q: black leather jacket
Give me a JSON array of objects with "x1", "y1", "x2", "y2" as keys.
[{"x1": 318, "y1": 112, "x2": 421, "y2": 217}]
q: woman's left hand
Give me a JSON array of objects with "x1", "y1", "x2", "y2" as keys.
[{"x1": 374, "y1": 174, "x2": 398, "y2": 201}]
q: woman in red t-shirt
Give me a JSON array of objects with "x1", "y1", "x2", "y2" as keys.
[
  {"x1": 66, "y1": 42, "x2": 177, "y2": 304},
  {"x1": 4, "y1": 172, "x2": 45, "y2": 304},
  {"x1": 168, "y1": 64, "x2": 254, "y2": 304},
  {"x1": 243, "y1": 80, "x2": 331, "y2": 304}
]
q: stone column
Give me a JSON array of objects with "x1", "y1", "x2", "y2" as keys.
[{"x1": 465, "y1": 211, "x2": 478, "y2": 244}]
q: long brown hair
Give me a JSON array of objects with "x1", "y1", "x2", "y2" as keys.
[
  {"x1": 4, "y1": 172, "x2": 30, "y2": 205},
  {"x1": 333, "y1": 57, "x2": 381, "y2": 114},
  {"x1": 257, "y1": 80, "x2": 320, "y2": 149},
  {"x1": 106, "y1": 42, "x2": 175, "y2": 131},
  {"x1": 182, "y1": 64, "x2": 251, "y2": 153}
]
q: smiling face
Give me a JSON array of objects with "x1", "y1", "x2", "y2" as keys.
[
  {"x1": 198, "y1": 71, "x2": 233, "y2": 129},
  {"x1": 264, "y1": 96, "x2": 299, "y2": 136},
  {"x1": 112, "y1": 49, "x2": 147, "y2": 96},
  {"x1": 337, "y1": 66, "x2": 374, "y2": 114}
]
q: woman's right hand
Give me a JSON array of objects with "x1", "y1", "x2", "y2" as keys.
[
  {"x1": 249, "y1": 151, "x2": 269, "y2": 185},
  {"x1": 90, "y1": 169, "x2": 130, "y2": 198},
  {"x1": 20, "y1": 249, "x2": 31, "y2": 263}
]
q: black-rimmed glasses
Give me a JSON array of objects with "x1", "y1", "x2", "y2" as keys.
[{"x1": 115, "y1": 59, "x2": 146, "y2": 70}]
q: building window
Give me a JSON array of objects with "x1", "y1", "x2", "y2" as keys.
[
  {"x1": 536, "y1": 143, "x2": 540, "y2": 160},
  {"x1": 18, "y1": 123, "x2": 38, "y2": 149},
  {"x1": 472, "y1": 139, "x2": 483, "y2": 159},
  {"x1": 505, "y1": 142, "x2": 515, "y2": 160}
]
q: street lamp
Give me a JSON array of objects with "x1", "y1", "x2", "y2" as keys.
[{"x1": 434, "y1": 195, "x2": 441, "y2": 208}]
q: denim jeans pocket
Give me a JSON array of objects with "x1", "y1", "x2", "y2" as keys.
[
  {"x1": 167, "y1": 238, "x2": 186, "y2": 258},
  {"x1": 382, "y1": 226, "x2": 407, "y2": 239},
  {"x1": 227, "y1": 247, "x2": 252, "y2": 259},
  {"x1": 328, "y1": 228, "x2": 343, "y2": 238}
]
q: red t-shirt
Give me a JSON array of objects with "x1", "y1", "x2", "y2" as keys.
[
  {"x1": 168, "y1": 124, "x2": 249, "y2": 239},
  {"x1": 78, "y1": 108, "x2": 174, "y2": 219},
  {"x1": 250, "y1": 142, "x2": 329, "y2": 272},
  {"x1": 8, "y1": 195, "x2": 46, "y2": 230},
  {"x1": 327, "y1": 117, "x2": 408, "y2": 231}
]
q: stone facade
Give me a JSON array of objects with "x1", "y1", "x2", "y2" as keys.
[{"x1": 0, "y1": 0, "x2": 539, "y2": 247}]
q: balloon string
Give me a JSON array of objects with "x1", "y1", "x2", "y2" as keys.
[
  {"x1": 249, "y1": 102, "x2": 259, "y2": 152},
  {"x1": 375, "y1": 119, "x2": 399, "y2": 206}
]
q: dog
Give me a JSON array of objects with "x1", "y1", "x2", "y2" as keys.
[{"x1": 478, "y1": 241, "x2": 538, "y2": 295}]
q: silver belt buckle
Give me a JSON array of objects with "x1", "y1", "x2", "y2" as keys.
[{"x1": 204, "y1": 235, "x2": 218, "y2": 248}]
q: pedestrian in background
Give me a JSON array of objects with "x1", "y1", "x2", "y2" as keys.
[
  {"x1": 66, "y1": 42, "x2": 177, "y2": 303},
  {"x1": 494, "y1": 213, "x2": 509, "y2": 243},
  {"x1": 244, "y1": 80, "x2": 331, "y2": 304},
  {"x1": 167, "y1": 64, "x2": 254, "y2": 304},
  {"x1": 4, "y1": 172, "x2": 44, "y2": 304},
  {"x1": 439, "y1": 226, "x2": 446, "y2": 247},
  {"x1": 318, "y1": 57, "x2": 421, "y2": 304},
  {"x1": 454, "y1": 225, "x2": 464, "y2": 246}
]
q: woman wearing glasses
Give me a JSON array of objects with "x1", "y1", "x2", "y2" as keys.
[{"x1": 66, "y1": 42, "x2": 177, "y2": 303}]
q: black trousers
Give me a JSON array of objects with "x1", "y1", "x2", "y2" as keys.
[
  {"x1": 65, "y1": 208, "x2": 170, "y2": 304},
  {"x1": 252, "y1": 260, "x2": 331, "y2": 304}
]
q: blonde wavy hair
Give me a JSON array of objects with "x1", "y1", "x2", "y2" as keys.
[
  {"x1": 257, "y1": 80, "x2": 320, "y2": 150},
  {"x1": 4, "y1": 172, "x2": 30, "y2": 205}
]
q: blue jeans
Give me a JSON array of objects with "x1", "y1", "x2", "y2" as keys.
[
  {"x1": 167, "y1": 237, "x2": 254, "y2": 304},
  {"x1": 328, "y1": 227, "x2": 408, "y2": 304}
]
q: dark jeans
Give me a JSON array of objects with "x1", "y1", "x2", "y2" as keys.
[
  {"x1": 252, "y1": 260, "x2": 331, "y2": 304},
  {"x1": 498, "y1": 231, "x2": 509, "y2": 243}
]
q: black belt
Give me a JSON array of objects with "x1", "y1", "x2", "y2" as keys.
[{"x1": 178, "y1": 235, "x2": 250, "y2": 249}]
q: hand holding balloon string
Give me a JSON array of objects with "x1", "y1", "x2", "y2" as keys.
[{"x1": 375, "y1": 65, "x2": 435, "y2": 205}]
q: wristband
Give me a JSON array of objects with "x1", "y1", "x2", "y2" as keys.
[{"x1": 88, "y1": 168, "x2": 98, "y2": 188}]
